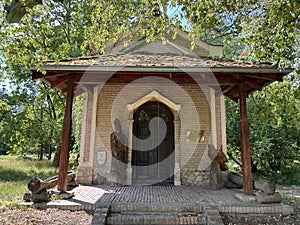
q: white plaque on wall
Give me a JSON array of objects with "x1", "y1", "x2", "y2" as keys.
[{"x1": 97, "y1": 150, "x2": 107, "y2": 165}]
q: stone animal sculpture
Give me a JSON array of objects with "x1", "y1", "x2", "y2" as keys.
[{"x1": 208, "y1": 144, "x2": 229, "y2": 171}]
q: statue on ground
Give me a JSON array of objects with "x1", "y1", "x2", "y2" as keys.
[
  {"x1": 208, "y1": 145, "x2": 229, "y2": 171},
  {"x1": 110, "y1": 118, "x2": 128, "y2": 185},
  {"x1": 208, "y1": 144, "x2": 228, "y2": 190}
]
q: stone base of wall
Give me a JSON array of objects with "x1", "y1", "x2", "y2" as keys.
[
  {"x1": 78, "y1": 166, "x2": 211, "y2": 186},
  {"x1": 93, "y1": 168, "x2": 108, "y2": 184},
  {"x1": 180, "y1": 168, "x2": 210, "y2": 186},
  {"x1": 77, "y1": 166, "x2": 94, "y2": 184}
]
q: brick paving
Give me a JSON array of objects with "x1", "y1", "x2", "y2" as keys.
[
  {"x1": 31, "y1": 185, "x2": 294, "y2": 225},
  {"x1": 84, "y1": 185, "x2": 292, "y2": 213}
]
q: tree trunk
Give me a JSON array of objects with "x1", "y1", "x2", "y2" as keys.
[
  {"x1": 52, "y1": 146, "x2": 61, "y2": 167},
  {"x1": 28, "y1": 171, "x2": 75, "y2": 194},
  {"x1": 39, "y1": 142, "x2": 44, "y2": 160},
  {"x1": 48, "y1": 143, "x2": 52, "y2": 160},
  {"x1": 43, "y1": 83, "x2": 57, "y2": 162}
]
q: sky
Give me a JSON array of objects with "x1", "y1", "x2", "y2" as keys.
[{"x1": 167, "y1": 4, "x2": 188, "y2": 28}]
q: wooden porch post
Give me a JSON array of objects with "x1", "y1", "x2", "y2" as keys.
[
  {"x1": 239, "y1": 85, "x2": 253, "y2": 195},
  {"x1": 57, "y1": 80, "x2": 74, "y2": 192}
]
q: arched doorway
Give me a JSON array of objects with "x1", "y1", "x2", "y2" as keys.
[{"x1": 132, "y1": 101, "x2": 174, "y2": 185}]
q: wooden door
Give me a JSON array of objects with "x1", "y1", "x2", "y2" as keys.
[{"x1": 132, "y1": 101, "x2": 174, "y2": 185}]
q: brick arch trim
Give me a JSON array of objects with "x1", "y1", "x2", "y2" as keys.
[{"x1": 127, "y1": 90, "x2": 181, "y2": 112}]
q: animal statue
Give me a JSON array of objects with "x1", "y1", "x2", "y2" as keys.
[{"x1": 208, "y1": 144, "x2": 229, "y2": 171}]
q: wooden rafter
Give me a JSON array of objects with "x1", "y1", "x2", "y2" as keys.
[
  {"x1": 32, "y1": 71, "x2": 72, "y2": 80},
  {"x1": 79, "y1": 83, "x2": 94, "y2": 94},
  {"x1": 245, "y1": 74, "x2": 283, "y2": 81},
  {"x1": 31, "y1": 68, "x2": 288, "y2": 101},
  {"x1": 222, "y1": 85, "x2": 235, "y2": 95},
  {"x1": 50, "y1": 76, "x2": 71, "y2": 89},
  {"x1": 245, "y1": 78, "x2": 263, "y2": 91}
]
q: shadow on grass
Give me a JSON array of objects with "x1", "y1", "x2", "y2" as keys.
[
  {"x1": 0, "y1": 167, "x2": 31, "y2": 182},
  {"x1": 0, "y1": 165, "x2": 59, "y2": 182}
]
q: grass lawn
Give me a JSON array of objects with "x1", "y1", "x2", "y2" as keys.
[{"x1": 0, "y1": 155, "x2": 59, "y2": 210}]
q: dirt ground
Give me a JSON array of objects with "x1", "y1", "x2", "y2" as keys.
[
  {"x1": 223, "y1": 185, "x2": 300, "y2": 225},
  {"x1": 222, "y1": 212, "x2": 300, "y2": 225},
  {"x1": 222, "y1": 203, "x2": 300, "y2": 225},
  {"x1": 222, "y1": 202, "x2": 300, "y2": 225},
  {"x1": 0, "y1": 204, "x2": 299, "y2": 225},
  {"x1": 0, "y1": 186, "x2": 299, "y2": 225},
  {"x1": 0, "y1": 208, "x2": 92, "y2": 225}
]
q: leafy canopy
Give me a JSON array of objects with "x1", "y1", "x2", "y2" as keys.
[{"x1": 1, "y1": 0, "x2": 299, "y2": 72}]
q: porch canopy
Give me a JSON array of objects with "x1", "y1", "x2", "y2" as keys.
[{"x1": 32, "y1": 53, "x2": 291, "y2": 195}]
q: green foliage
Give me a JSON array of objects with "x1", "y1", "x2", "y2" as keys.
[
  {"x1": 249, "y1": 80, "x2": 300, "y2": 171},
  {"x1": 0, "y1": 80, "x2": 65, "y2": 157},
  {"x1": 72, "y1": 96, "x2": 84, "y2": 152},
  {"x1": 1, "y1": 1, "x2": 299, "y2": 68},
  {"x1": 1, "y1": 0, "x2": 90, "y2": 70},
  {"x1": 267, "y1": 164, "x2": 300, "y2": 186},
  {"x1": 226, "y1": 77, "x2": 300, "y2": 185},
  {"x1": 180, "y1": 0, "x2": 299, "y2": 68}
]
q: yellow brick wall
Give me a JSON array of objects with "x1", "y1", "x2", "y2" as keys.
[{"x1": 92, "y1": 79, "x2": 214, "y2": 185}]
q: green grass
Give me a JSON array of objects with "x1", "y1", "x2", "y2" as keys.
[{"x1": 0, "y1": 155, "x2": 59, "y2": 210}]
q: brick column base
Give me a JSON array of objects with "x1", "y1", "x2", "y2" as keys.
[{"x1": 77, "y1": 166, "x2": 94, "y2": 185}]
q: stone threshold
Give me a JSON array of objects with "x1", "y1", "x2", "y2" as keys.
[{"x1": 19, "y1": 201, "x2": 294, "y2": 215}]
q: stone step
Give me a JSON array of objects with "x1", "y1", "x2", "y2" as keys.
[
  {"x1": 106, "y1": 212, "x2": 207, "y2": 225},
  {"x1": 91, "y1": 207, "x2": 110, "y2": 225},
  {"x1": 92, "y1": 204, "x2": 224, "y2": 225},
  {"x1": 111, "y1": 204, "x2": 203, "y2": 213}
]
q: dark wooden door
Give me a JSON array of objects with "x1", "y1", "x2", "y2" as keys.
[{"x1": 132, "y1": 101, "x2": 174, "y2": 185}]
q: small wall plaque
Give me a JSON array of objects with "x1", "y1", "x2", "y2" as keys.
[
  {"x1": 186, "y1": 130, "x2": 205, "y2": 143},
  {"x1": 97, "y1": 150, "x2": 107, "y2": 165}
]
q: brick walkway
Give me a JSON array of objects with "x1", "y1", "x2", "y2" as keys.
[
  {"x1": 60, "y1": 185, "x2": 293, "y2": 213},
  {"x1": 29, "y1": 185, "x2": 294, "y2": 225}
]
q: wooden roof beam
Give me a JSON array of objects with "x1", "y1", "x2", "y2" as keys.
[
  {"x1": 222, "y1": 85, "x2": 235, "y2": 95},
  {"x1": 245, "y1": 74, "x2": 283, "y2": 81},
  {"x1": 62, "y1": 83, "x2": 78, "y2": 95},
  {"x1": 32, "y1": 71, "x2": 72, "y2": 80},
  {"x1": 74, "y1": 86, "x2": 85, "y2": 97},
  {"x1": 216, "y1": 74, "x2": 244, "y2": 85},
  {"x1": 224, "y1": 91, "x2": 239, "y2": 102},
  {"x1": 244, "y1": 78, "x2": 263, "y2": 91},
  {"x1": 79, "y1": 83, "x2": 93, "y2": 94},
  {"x1": 32, "y1": 71, "x2": 43, "y2": 80},
  {"x1": 50, "y1": 76, "x2": 71, "y2": 89},
  {"x1": 225, "y1": 85, "x2": 244, "y2": 102},
  {"x1": 231, "y1": 74, "x2": 263, "y2": 91}
]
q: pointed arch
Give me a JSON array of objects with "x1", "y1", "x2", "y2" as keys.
[
  {"x1": 125, "y1": 90, "x2": 182, "y2": 185},
  {"x1": 127, "y1": 90, "x2": 181, "y2": 112}
]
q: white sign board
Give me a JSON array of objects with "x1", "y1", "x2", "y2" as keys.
[{"x1": 97, "y1": 150, "x2": 107, "y2": 165}]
